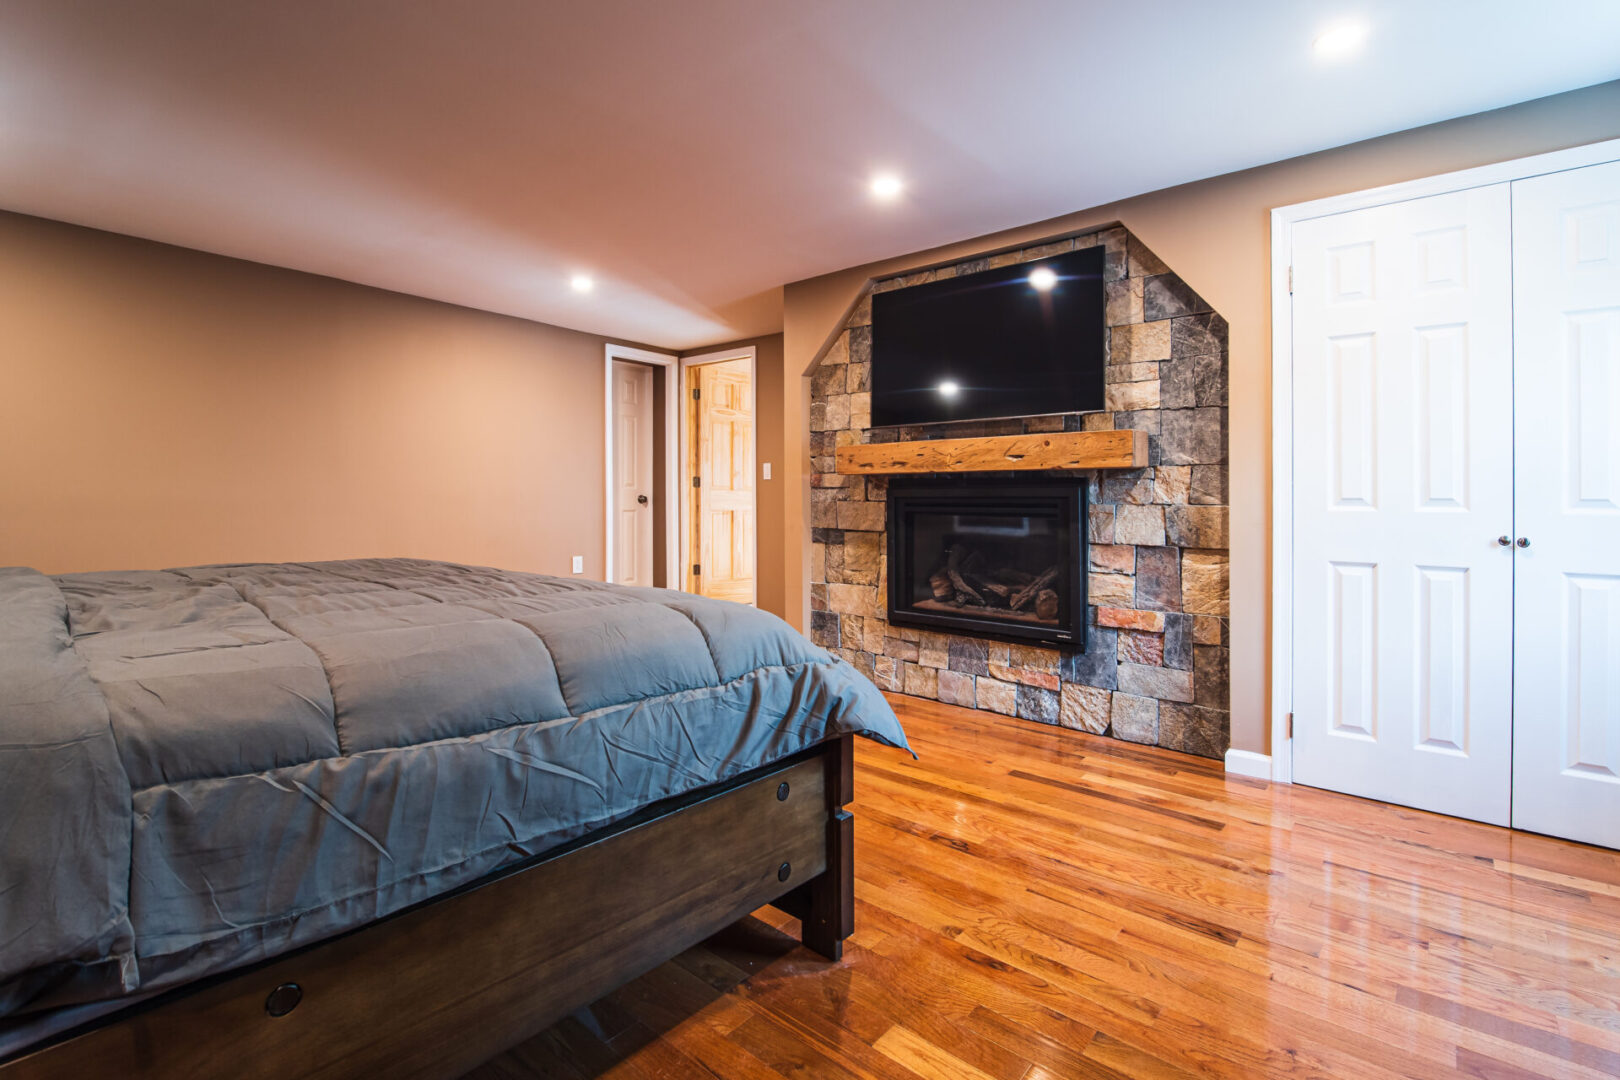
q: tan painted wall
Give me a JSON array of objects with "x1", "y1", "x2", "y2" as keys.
[
  {"x1": 680, "y1": 333, "x2": 787, "y2": 618},
  {"x1": 780, "y1": 79, "x2": 1620, "y2": 757},
  {"x1": 0, "y1": 210, "x2": 661, "y2": 578}
]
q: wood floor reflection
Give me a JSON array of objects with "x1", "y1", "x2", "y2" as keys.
[{"x1": 467, "y1": 693, "x2": 1620, "y2": 1080}]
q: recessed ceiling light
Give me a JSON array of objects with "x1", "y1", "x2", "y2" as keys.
[
  {"x1": 938, "y1": 380, "x2": 959, "y2": 398},
  {"x1": 570, "y1": 273, "x2": 595, "y2": 293},
  {"x1": 1028, "y1": 266, "x2": 1058, "y2": 291},
  {"x1": 869, "y1": 173, "x2": 904, "y2": 201},
  {"x1": 1312, "y1": 20, "x2": 1368, "y2": 60}
]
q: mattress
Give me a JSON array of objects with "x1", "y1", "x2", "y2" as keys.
[{"x1": 0, "y1": 557, "x2": 907, "y2": 1031}]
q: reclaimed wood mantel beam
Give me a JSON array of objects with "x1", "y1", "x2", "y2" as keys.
[{"x1": 834, "y1": 430, "x2": 1148, "y2": 475}]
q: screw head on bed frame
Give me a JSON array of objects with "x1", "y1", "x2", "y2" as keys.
[
  {"x1": 265, "y1": 982, "x2": 303, "y2": 1017},
  {"x1": 776, "y1": 781, "x2": 790, "y2": 801},
  {"x1": 777, "y1": 862, "x2": 792, "y2": 882}
]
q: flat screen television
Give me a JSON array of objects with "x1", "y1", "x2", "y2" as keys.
[{"x1": 870, "y1": 244, "x2": 1106, "y2": 427}]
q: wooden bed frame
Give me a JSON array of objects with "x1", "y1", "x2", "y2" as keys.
[{"x1": 0, "y1": 735, "x2": 856, "y2": 1079}]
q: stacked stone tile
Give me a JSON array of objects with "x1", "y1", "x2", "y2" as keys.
[{"x1": 809, "y1": 226, "x2": 1230, "y2": 759}]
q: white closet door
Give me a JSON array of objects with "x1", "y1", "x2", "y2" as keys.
[
  {"x1": 1291, "y1": 185, "x2": 1515, "y2": 824},
  {"x1": 1511, "y1": 159, "x2": 1620, "y2": 848}
]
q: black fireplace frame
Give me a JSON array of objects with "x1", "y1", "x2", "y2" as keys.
[{"x1": 885, "y1": 476, "x2": 1088, "y2": 650}]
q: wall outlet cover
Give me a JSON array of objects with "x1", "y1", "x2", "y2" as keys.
[{"x1": 571, "y1": 555, "x2": 584, "y2": 574}]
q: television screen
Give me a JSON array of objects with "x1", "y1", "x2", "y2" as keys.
[{"x1": 870, "y1": 245, "x2": 1106, "y2": 427}]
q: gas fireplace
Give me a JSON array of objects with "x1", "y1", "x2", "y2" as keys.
[{"x1": 886, "y1": 477, "x2": 1087, "y2": 649}]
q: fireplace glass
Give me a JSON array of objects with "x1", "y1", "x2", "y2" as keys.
[{"x1": 886, "y1": 478, "x2": 1087, "y2": 649}]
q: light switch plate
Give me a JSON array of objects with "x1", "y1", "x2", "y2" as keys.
[
  {"x1": 762, "y1": 462, "x2": 772, "y2": 480},
  {"x1": 571, "y1": 555, "x2": 584, "y2": 574}
]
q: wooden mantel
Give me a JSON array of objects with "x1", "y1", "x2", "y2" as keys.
[{"x1": 835, "y1": 429, "x2": 1148, "y2": 475}]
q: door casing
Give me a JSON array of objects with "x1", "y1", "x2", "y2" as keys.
[{"x1": 1269, "y1": 137, "x2": 1620, "y2": 784}]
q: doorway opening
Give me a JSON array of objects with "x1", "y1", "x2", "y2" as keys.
[
  {"x1": 603, "y1": 345, "x2": 679, "y2": 588},
  {"x1": 682, "y1": 347, "x2": 757, "y2": 605}
]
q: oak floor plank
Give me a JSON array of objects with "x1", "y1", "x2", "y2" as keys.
[
  {"x1": 853, "y1": 832, "x2": 1459, "y2": 1080},
  {"x1": 471, "y1": 695, "x2": 1620, "y2": 1080}
]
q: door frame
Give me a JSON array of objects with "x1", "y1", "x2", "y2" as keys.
[
  {"x1": 1268, "y1": 136, "x2": 1620, "y2": 784},
  {"x1": 680, "y1": 345, "x2": 758, "y2": 603},
  {"x1": 604, "y1": 344, "x2": 680, "y2": 588}
]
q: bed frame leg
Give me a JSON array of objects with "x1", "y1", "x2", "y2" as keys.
[{"x1": 800, "y1": 735, "x2": 854, "y2": 961}]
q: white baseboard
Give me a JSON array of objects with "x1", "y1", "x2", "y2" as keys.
[{"x1": 1223, "y1": 749, "x2": 1272, "y2": 780}]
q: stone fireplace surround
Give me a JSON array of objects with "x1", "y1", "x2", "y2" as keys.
[{"x1": 808, "y1": 224, "x2": 1231, "y2": 759}]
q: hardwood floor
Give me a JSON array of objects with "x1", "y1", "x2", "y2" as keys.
[{"x1": 467, "y1": 694, "x2": 1620, "y2": 1080}]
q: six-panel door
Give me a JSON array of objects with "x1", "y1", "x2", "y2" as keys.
[
  {"x1": 613, "y1": 361, "x2": 655, "y2": 587},
  {"x1": 690, "y1": 359, "x2": 756, "y2": 604},
  {"x1": 1510, "y1": 159, "x2": 1620, "y2": 849},
  {"x1": 1291, "y1": 185, "x2": 1516, "y2": 826}
]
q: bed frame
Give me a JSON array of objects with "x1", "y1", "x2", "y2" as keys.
[{"x1": 0, "y1": 735, "x2": 856, "y2": 1079}]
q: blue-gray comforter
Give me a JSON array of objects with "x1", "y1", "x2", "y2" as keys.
[{"x1": 0, "y1": 558, "x2": 907, "y2": 1019}]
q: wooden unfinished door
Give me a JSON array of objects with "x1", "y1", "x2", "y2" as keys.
[{"x1": 687, "y1": 359, "x2": 755, "y2": 603}]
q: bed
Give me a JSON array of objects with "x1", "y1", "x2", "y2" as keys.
[{"x1": 0, "y1": 558, "x2": 907, "y2": 1077}]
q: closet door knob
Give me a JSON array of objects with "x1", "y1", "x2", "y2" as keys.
[
  {"x1": 1496, "y1": 535, "x2": 1511, "y2": 547},
  {"x1": 1516, "y1": 537, "x2": 1531, "y2": 548}
]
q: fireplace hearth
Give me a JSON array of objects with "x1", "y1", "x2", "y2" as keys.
[{"x1": 887, "y1": 478, "x2": 1087, "y2": 649}]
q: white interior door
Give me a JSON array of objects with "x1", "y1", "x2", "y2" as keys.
[
  {"x1": 612, "y1": 361, "x2": 655, "y2": 586},
  {"x1": 1510, "y1": 159, "x2": 1620, "y2": 849},
  {"x1": 1291, "y1": 185, "x2": 1515, "y2": 825}
]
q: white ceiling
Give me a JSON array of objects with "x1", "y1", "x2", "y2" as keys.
[{"x1": 2, "y1": 1, "x2": 1617, "y2": 349}]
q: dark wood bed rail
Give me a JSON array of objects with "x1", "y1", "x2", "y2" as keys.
[
  {"x1": 0, "y1": 735, "x2": 857, "y2": 1079},
  {"x1": 770, "y1": 731, "x2": 854, "y2": 959}
]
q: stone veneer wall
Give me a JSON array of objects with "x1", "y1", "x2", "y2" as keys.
[{"x1": 807, "y1": 225, "x2": 1232, "y2": 758}]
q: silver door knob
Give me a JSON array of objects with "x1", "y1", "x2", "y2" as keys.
[
  {"x1": 1496, "y1": 535, "x2": 1511, "y2": 547},
  {"x1": 1516, "y1": 536, "x2": 1530, "y2": 548},
  {"x1": 637, "y1": 494, "x2": 649, "y2": 505}
]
